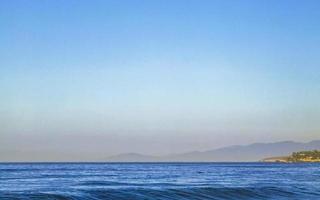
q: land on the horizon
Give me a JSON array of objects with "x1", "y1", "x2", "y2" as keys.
[
  {"x1": 262, "y1": 150, "x2": 320, "y2": 163},
  {"x1": 105, "y1": 140, "x2": 320, "y2": 162}
]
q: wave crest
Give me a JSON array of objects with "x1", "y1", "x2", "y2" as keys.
[{"x1": 1, "y1": 186, "x2": 318, "y2": 200}]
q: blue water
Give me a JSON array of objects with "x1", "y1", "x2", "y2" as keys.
[{"x1": 0, "y1": 163, "x2": 319, "y2": 199}]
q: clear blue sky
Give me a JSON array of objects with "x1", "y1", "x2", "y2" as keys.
[{"x1": 0, "y1": 0, "x2": 319, "y2": 160}]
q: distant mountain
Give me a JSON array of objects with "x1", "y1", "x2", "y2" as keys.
[
  {"x1": 262, "y1": 150, "x2": 320, "y2": 163},
  {"x1": 105, "y1": 140, "x2": 320, "y2": 162}
]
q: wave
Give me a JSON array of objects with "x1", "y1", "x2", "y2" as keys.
[{"x1": 1, "y1": 186, "x2": 319, "y2": 200}]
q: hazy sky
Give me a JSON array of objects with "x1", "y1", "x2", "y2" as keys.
[{"x1": 1, "y1": 0, "x2": 319, "y2": 161}]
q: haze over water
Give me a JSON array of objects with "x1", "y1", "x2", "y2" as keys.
[
  {"x1": 1, "y1": 0, "x2": 320, "y2": 162},
  {"x1": 1, "y1": 1, "x2": 320, "y2": 199}
]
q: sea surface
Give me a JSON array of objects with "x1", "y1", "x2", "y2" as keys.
[{"x1": 0, "y1": 163, "x2": 319, "y2": 199}]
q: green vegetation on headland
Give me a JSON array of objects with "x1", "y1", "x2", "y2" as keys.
[{"x1": 262, "y1": 150, "x2": 320, "y2": 163}]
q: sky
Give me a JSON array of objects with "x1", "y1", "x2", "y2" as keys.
[{"x1": 0, "y1": 0, "x2": 320, "y2": 161}]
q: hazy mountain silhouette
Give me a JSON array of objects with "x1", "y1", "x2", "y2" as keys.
[{"x1": 105, "y1": 140, "x2": 320, "y2": 162}]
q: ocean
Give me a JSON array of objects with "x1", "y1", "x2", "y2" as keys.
[{"x1": 0, "y1": 163, "x2": 319, "y2": 199}]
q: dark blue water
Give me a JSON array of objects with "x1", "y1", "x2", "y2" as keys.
[{"x1": 0, "y1": 163, "x2": 319, "y2": 199}]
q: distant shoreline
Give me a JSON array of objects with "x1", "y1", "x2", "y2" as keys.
[
  {"x1": 1, "y1": 161, "x2": 319, "y2": 164},
  {"x1": 262, "y1": 150, "x2": 320, "y2": 163}
]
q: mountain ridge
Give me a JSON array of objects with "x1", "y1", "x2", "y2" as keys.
[{"x1": 105, "y1": 140, "x2": 320, "y2": 162}]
